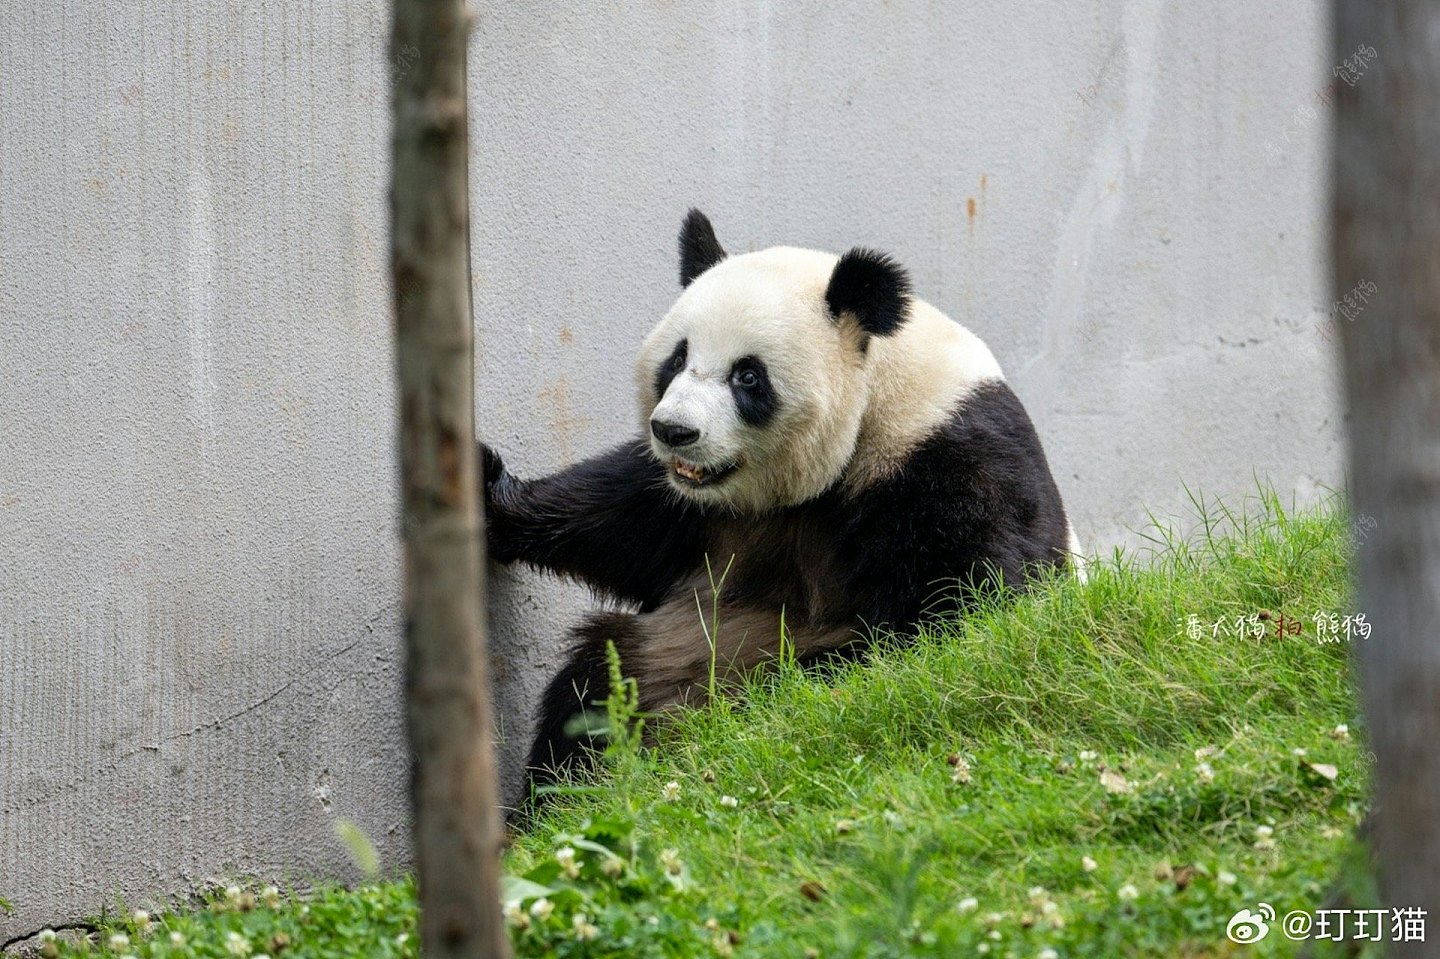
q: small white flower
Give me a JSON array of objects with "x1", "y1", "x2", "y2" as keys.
[
  {"x1": 169, "y1": 930, "x2": 186, "y2": 946},
  {"x1": 573, "y1": 912, "x2": 599, "y2": 941},
  {"x1": 38, "y1": 930, "x2": 57, "y2": 943},
  {"x1": 834, "y1": 818, "x2": 855, "y2": 834},
  {"x1": 1292, "y1": 747, "x2": 1308, "y2": 757},
  {"x1": 1217, "y1": 870, "x2": 1238, "y2": 886},
  {"x1": 555, "y1": 846, "x2": 581, "y2": 879},
  {"x1": 503, "y1": 900, "x2": 530, "y2": 929},
  {"x1": 1321, "y1": 825, "x2": 1344, "y2": 839},
  {"x1": 1194, "y1": 746, "x2": 1217, "y2": 761},
  {"x1": 1332, "y1": 724, "x2": 1351, "y2": 739},
  {"x1": 1039, "y1": 949, "x2": 1060, "y2": 959},
  {"x1": 395, "y1": 932, "x2": 410, "y2": 945},
  {"x1": 951, "y1": 757, "x2": 972, "y2": 784},
  {"x1": 957, "y1": 896, "x2": 979, "y2": 913},
  {"x1": 108, "y1": 933, "x2": 132, "y2": 950},
  {"x1": 1027, "y1": 886, "x2": 1048, "y2": 902},
  {"x1": 225, "y1": 930, "x2": 252, "y2": 956},
  {"x1": 719, "y1": 794, "x2": 738, "y2": 809},
  {"x1": 529, "y1": 897, "x2": 554, "y2": 921},
  {"x1": 977, "y1": 945, "x2": 991, "y2": 955},
  {"x1": 225, "y1": 884, "x2": 243, "y2": 904},
  {"x1": 1196, "y1": 762, "x2": 1215, "y2": 782},
  {"x1": 1081, "y1": 855, "x2": 1098, "y2": 872},
  {"x1": 1078, "y1": 750, "x2": 1099, "y2": 763},
  {"x1": 662, "y1": 781, "x2": 682, "y2": 802},
  {"x1": 261, "y1": 884, "x2": 281, "y2": 908},
  {"x1": 987, "y1": 928, "x2": 1002, "y2": 940},
  {"x1": 1117, "y1": 883, "x2": 1139, "y2": 901},
  {"x1": 132, "y1": 909, "x2": 152, "y2": 933},
  {"x1": 600, "y1": 857, "x2": 624, "y2": 877},
  {"x1": 660, "y1": 848, "x2": 684, "y2": 875},
  {"x1": 883, "y1": 810, "x2": 906, "y2": 830}
]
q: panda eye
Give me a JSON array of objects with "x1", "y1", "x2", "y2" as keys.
[
  {"x1": 669, "y1": 347, "x2": 686, "y2": 372},
  {"x1": 733, "y1": 368, "x2": 760, "y2": 389}
]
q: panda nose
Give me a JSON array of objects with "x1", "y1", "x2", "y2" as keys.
[{"x1": 651, "y1": 419, "x2": 699, "y2": 448}]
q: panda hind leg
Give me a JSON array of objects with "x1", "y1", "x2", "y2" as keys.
[
  {"x1": 515, "y1": 612, "x2": 645, "y2": 823},
  {"x1": 513, "y1": 600, "x2": 856, "y2": 825}
]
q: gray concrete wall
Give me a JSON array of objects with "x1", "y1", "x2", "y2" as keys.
[{"x1": 1, "y1": 0, "x2": 1339, "y2": 941}]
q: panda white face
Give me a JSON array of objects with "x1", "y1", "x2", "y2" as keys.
[
  {"x1": 636, "y1": 211, "x2": 924, "y2": 513},
  {"x1": 638, "y1": 244, "x2": 874, "y2": 513}
]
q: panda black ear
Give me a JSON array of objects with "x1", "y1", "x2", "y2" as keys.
[
  {"x1": 825, "y1": 247, "x2": 912, "y2": 339},
  {"x1": 679, "y1": 208, "x2": 727, "y2": 287}
]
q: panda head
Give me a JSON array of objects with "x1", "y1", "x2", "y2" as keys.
[{"x1": 636, "y1": 209, "x2": 912, "y2": 512}]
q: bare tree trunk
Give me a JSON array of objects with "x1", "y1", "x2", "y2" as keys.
[
  {"x1": 391, "y1": 1, "x2": 510, "y2": 956},
  {"x1": 1334, "y1": 1, "x2": 1440, "y2": 948}
]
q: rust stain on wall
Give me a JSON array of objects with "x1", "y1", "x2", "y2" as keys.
[
  {"x1": 966, "y1": 174, "x2": 989, "y2": 237},
  {"x1": 536, "y1": 377, "x2": 593, "y2": 464}
]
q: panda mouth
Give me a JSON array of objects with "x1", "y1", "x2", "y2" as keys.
[{"x1": 671, "y1": 458, "x2": 739, "y2": 488}]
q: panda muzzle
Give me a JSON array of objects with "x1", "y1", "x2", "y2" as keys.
[{"x1": 671, "y1": 458, "x2": 739, "y2": 487}]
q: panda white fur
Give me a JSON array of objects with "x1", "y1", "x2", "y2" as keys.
[{"x1": 482, "y1": 210, "x2": 1078, "y2": 811}]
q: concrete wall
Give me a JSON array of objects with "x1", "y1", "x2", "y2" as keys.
[{"x1": 1, "y1": 0, "x2": 1339, "y2": 942}]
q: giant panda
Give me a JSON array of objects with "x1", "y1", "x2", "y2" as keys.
[{"x1": 482, "y1": 210, "x2": 1079, "y2": 810}]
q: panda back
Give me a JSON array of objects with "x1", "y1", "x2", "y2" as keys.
[{"x1": 845, "y1": 298, "x2": 1005, "y2": 492}]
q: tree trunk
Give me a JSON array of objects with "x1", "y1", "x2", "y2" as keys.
[
  {"x1": 391, "y1": 1, "x2": 510, "y2": 956},
  {"x1": 1334, "y1": 0, "x2": 1440, "y2": 947}
]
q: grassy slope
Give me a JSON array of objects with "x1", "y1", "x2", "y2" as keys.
[{"x1": 43, "y1": 492, "x2": 1378, "y2": 958}]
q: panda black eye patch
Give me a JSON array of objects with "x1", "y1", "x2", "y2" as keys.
[
  {"x1": 655, "y1": 339, "x2": 688, "y2": 400},
  {"x1": 729, "y1": 356, "x2": 777, "y2": 427}
]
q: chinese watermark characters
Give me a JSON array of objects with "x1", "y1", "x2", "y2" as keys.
[
  {"x1": 1226, "y1": 903, "x2": 1424, "y2": 944},
  {"x1": 1176, "y1": 611, "x2": 1369, "y2": 644},
  {"x1": 1266, "y1": 44, "x2": 1378, "y2": 160},
  {"x1": 1315, "y1": 279, "x2": 1378, "y2": 347}
]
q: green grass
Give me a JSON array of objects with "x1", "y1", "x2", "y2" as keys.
[{"x1": 40, "y1": 489, "x2": 1380, "y2": 958}]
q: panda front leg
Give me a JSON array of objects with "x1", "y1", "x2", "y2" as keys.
[{"x1": 479, "y1": 440, "x2": 706, "y2": 609}]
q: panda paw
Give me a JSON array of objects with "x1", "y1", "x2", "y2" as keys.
[
  {"x1": 478, "y1": 441, "x2": 521, "y2": 563},
  {"x1": 480, "y1": 441, "x2": 508, "y2": 490}
]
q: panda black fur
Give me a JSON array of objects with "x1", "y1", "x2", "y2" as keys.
[{"x1": 483, "y1": 210, "x2": 1078, "y2": 812}]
